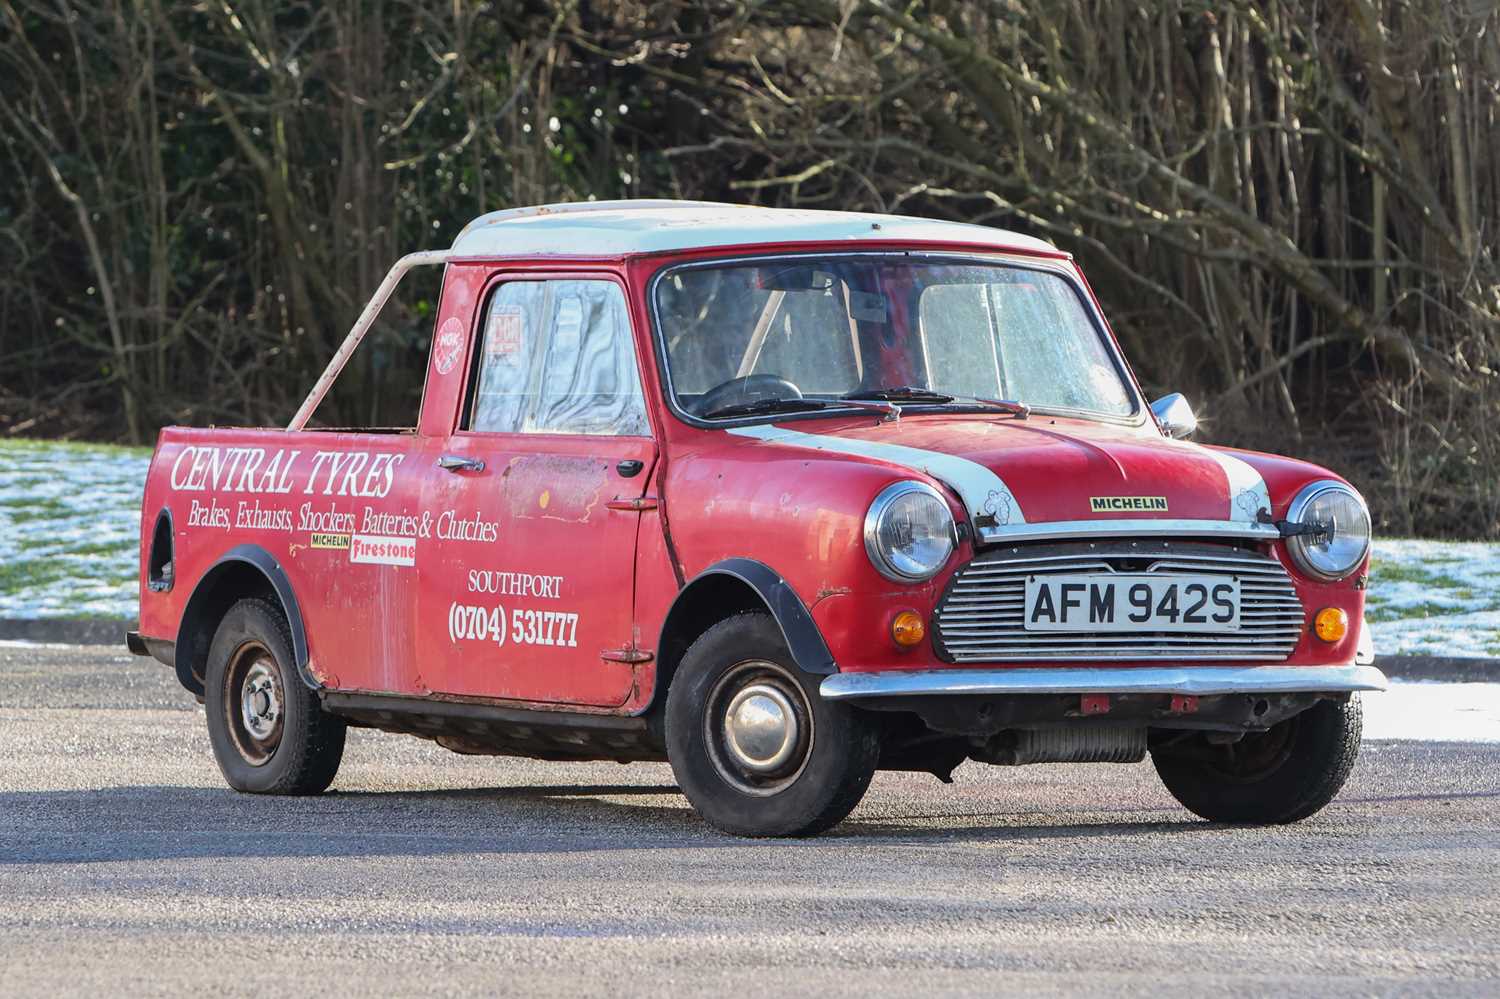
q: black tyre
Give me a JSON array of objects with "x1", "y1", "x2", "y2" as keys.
[
  {"x1": 204, "y1": 597, "x2": 345, "y2": 795},
  {"x1": 1151, "y1": 695, "x2": 1362, "y2": 824},
  {"x1": 665, "y1": 613, "x2": 880, "y2": 837}
]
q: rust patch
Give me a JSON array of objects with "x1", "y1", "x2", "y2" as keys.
[
  {"x1": 811, "y1": 585, "x2": 853, "y2": 609},
  {"x1": 503, "y1": 455, "x2": 605, "y2": 523}
]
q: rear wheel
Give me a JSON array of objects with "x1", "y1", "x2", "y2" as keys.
[
  {"x1": 204, "y1": 597, "x2": 345, "y2": 795},
  {"x1": 1151, "y1": 696, "x2": 1362, "y2": 824},
  {"x1": 666, "y1": 613, "x2": 880, "y2": 837}
]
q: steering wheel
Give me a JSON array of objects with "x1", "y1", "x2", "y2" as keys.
[{"x1": 690, "y1": 374, "x2": 803, "y2": 415}]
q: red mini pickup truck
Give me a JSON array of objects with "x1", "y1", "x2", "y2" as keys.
[{"x1": 129, "y1": 200, "x2": 1383, "y2": 836}]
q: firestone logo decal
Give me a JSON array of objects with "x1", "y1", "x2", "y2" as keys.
[
  {"x1": 432, "y1": 317, "x2": 464, "y2": 375},
  {"x1": 350, "y1": 534, "x2": 416, "y2": 567}
]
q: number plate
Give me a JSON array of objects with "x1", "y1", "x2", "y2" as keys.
[{"x1": 1022, "y1": 574, "x2": 1240, "y2": 632}]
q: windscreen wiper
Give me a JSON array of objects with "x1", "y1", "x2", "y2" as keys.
[
  {"x1": 702, "y1": 396, "x2": 899, "y2": 422},
  {"x1": 841, "y1": 386, "x2": 955, "y2": 404},
  {"x1": 967, "y1": 396, "x2": 1031, "y2": 418},
  {"x1": 843, "y1": 387, "x2": 1029, "y2": 418},
  {"x1": 699, "y1": 397, "x2": 836, "y2": 420}
]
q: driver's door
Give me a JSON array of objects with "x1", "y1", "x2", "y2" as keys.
[{"x1": 418, "y1": 274, "x2": 656, "y2": 707}]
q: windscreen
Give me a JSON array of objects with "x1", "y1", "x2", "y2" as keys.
[{"x1": 655, "y1": 257, "x2": 1136, "y2": 420}]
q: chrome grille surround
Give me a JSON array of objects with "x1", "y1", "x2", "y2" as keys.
[{"x1": 934, "y1": 541, "x2": 1305, "y2": 663}]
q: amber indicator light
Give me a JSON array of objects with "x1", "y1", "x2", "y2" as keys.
[
  {"x1": 1313, "y1": 607, "x2": 1349, "y2": 643},
  {"x1": 891, "y1": 611, "x2": 926, "y2": 648}
]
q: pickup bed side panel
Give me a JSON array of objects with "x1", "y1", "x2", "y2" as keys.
[{"x1": 139, "y1": 427, "x2": 434, "y2": 694}]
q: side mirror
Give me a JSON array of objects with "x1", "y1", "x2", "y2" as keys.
[{"x1": 1150, "y1": 393, "x2": 1197, "y2": 440}]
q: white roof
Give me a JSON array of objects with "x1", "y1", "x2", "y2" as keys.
[{"x1": 449, "y1": 199, "x2": 1061, "y2": 258}]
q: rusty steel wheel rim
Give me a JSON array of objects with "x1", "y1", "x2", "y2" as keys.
[
  {"x1": 703, "y1": 659, "x2": 814, "y2": 797},
  {"x1": 224, "y1": 641, "x2": 284, "y2": 766}
]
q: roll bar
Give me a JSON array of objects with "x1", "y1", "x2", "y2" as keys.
[{"x1": 286, "y1": 249, "x2": 455, "y2": 431}]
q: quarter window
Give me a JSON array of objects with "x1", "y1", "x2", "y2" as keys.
[{"x1": 467, "y1": 280, "x2": 649, "y2": 436}]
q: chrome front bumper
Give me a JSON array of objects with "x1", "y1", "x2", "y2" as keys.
[{"x1": 820, "y1": 664, "x2": 1388, "y2": 700}]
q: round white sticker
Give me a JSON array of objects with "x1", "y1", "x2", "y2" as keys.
[{"x1": 432, "y1": 317, "x2": 464, "y2": 375}]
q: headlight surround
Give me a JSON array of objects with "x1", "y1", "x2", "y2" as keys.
[
  {"x1": 1285, "y1": 480, "x2": 1371, "y2": 581},
  {"x1": 864, "y1": 481, "x2": 957, "y2": 582}
]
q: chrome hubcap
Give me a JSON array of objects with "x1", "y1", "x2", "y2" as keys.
[
  {"x1": 704, "y1": 660, "x2": 814, "y2": 796},
  {"x1": 724, "y1": 683, "x2": 799, "y2": 773}
]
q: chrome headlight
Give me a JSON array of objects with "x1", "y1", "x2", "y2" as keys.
[
  {"x1": 1285, "y1": 480, "x2": 1371, "y2": 581},
  {"x1": 864, "y1": 481, "x2": 957, "y2": 582}
]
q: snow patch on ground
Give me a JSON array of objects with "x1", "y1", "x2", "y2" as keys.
[
  {"x1": 1362, "y1": 681, "x2": 1500, "y2": 743},
  {"x1": 0, "y1": 441, "x2": 150, "y2": 619},
  {"x1": 1366, "y1": 539, "x2": 1500, "y2": 658}
]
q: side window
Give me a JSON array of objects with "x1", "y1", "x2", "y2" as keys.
[{"x1": 467, "y1": 279, "x2": 649, "y2": 436}]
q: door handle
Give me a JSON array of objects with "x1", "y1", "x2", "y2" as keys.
[
  {"x1": 437, "y1": 454, "x2": 485, "y2": 473},
  {"x1": 616, "y1": 459, "x2": 644, "y2": 477}
]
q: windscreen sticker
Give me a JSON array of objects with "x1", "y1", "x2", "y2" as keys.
[
  {"x1": 485, "y1": 307, "x2": 524, "y2": 365},
  {"x1": 848, "y1": 291, "x2": 888, "y2": 324}
]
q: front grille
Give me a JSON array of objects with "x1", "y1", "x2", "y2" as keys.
[{"x1": 934, "y1": 541, "x2": 1304, "y2": 663}]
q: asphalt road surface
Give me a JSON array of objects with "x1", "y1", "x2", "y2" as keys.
[{"x1": 2, "y1": 644, "x2": 1497, "y2": 997}]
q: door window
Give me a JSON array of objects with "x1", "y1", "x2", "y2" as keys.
[{"x1": 467, "y1": 280, "x2": 649, "y2": 435}]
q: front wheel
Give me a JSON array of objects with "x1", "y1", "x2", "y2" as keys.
[
  {"x1": 1151, "y1": 695, "x2": 1362, "y2": 824},
  {"x1": 665, "y1": 614, "x2": 880, "y2": 837},
  {"x1": 204, "y1": 597, "x2": 346, "y2": 795}
]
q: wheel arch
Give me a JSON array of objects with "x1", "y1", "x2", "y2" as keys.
[
  {"x1": 649, "y1": 558, "x2": 836, "y2": 714},
  {"x1": 176, "y1": 544, "x2": 314, "y2": 697}
]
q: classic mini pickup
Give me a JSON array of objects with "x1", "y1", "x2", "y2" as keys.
[{"x1": 128, "y1": 200, "x2": 1384, "y2": 836}]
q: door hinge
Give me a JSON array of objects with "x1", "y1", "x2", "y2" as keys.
[
  {"x1": 605, "y1": 496, "x2": 658, "y2": 512},
  {"x1": 600, "y1": 646, "x2": 654, "y2": 664}
]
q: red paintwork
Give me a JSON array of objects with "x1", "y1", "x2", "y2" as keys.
[{"x1": 138, "y1": 235, "x2": 1368, "y2": 718}]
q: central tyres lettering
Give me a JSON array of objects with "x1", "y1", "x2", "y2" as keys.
[
  {"x1": 171, "y1": 446, "x2": 300, "y2": 494},
  {"x1": 168, "y1": 445, "x2": 402, "y2": 498},
  {"x1": 1089, "y1": 496, "x2": 1169, "y2": 512}
]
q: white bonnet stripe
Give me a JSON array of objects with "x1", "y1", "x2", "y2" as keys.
[
  {"x1": 728, "y1": 424, "x2": 1026, "y2": 525},
  {"x1": 1199, "y1": 448, "x2": 1271, "y2": 522}
]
